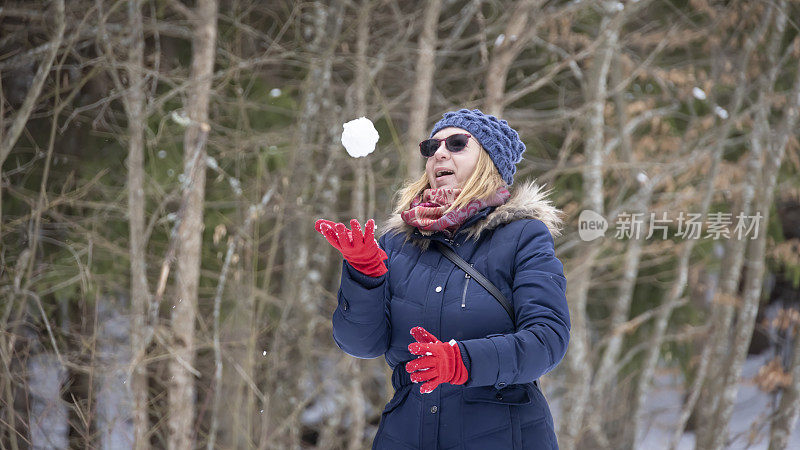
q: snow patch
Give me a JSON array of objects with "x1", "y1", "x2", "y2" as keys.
[
  {"x1": 609, "y1": 1, "x2": 624, "y2": 12},
  {"x1": 692, "y1": 87, "x2": 707, "y2": 100},
  {"x1": 229, "y1": 178, "x2": 242, "y2": 196},
  {"x1": 206, "y1": 156, "x2": 219, "y2": 170},
  {"x1": 171, "y1": 110, "x2": 191, "y2": 127}
]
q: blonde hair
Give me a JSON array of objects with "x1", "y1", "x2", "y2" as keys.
[{"x1": 393, "y1": 148, "x2": 507, "y2": 215}]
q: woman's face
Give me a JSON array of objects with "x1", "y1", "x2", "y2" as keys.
[{"x1": 425, "y1": 127, "x2": 481, "y2": 190}]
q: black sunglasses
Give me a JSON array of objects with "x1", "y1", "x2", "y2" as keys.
[{"x1": 419, "y1": 133, "x2": 472, "y2": 158}]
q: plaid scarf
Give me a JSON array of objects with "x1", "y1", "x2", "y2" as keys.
[{"x1": 400, "y1": 187, "x2": 510, "y2": 238}]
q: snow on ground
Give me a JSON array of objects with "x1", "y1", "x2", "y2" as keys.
[{"x1": 551, "y1": 352, "x2": 800, "y2": 449}]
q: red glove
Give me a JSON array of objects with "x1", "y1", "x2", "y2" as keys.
[
  {"x1": 405, "y1": 327, "x2": 468, "y2": 394},
  {"x1": 314, "y1": 218, "x2": 388, "y2": 277}
]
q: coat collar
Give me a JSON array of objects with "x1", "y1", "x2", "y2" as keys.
[{"x1": 380, "y1": 180, "x2": 564, "y2": 250}]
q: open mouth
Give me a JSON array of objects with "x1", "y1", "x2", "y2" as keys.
[{"x1": 435, "y1": 169, "x2": 455, "y2": 179}]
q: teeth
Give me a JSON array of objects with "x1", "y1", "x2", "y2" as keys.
[{"x1": 436, "y1": 170, "x2": 453, "y2": 177}]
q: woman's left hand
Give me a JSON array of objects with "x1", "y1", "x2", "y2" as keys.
[{"x1": 406, "y1": 327, "x2": 469, "y2": 394}]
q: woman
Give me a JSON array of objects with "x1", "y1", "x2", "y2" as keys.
[{"x1": 315, "y1": 109, "x2": 569, "y2": 449}]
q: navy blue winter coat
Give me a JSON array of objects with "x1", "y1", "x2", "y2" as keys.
[{"x1": 332, "y1": 181, "x2": 570, "y2": 449}]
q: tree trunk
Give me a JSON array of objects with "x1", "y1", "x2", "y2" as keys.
[
  {"x1": 707, "y1": 24, "x2": 800, "y2": 449},
  {"x1": 350, "y1": 0, "x2": 371, "y2": 224},
  {"x1": 211, "y1": 187, "x2": 273, "y2": 449},
  {"x1": 587, "y1": 184, "x2": 650, "y2": 448},
  {"x1": 559, "y1": 11, "x2": 619, "y2": 449},
  {"x1": 558, "y1": 242, "x2": 601, "y2": 449},
  {"x1": 168, "y1": 1, "x2": 217, "y2": 448},
  {"x1": 405, "y1": 0, "x2": 441, "y2": 180},
  {"x1": 272, "y1": 3, "x2": 344, "y2": 445},
  {"x1": 659, "y1": 50, "x2": 749, "y2": 446},
  {"x1": 694, "y1": 5, "x2": 784, "y2": 447},
  {"x1": 122, "y1": 1, "x2": 151, "y2": 447},
  {"x1": 347, "y1": 3, "x2": 372, "y2": 448},
  {"x1": 484, "y1": 0, "x2": 539, "y2": 116}
]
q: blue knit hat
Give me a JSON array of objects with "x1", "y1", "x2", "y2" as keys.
[{"x1": 429, "y1": 109, "x2": 525, "y2": 185}]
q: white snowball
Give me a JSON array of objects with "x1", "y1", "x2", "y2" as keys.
[
  {"x1": 714, "y1": 105, "x2": 729, "y2": 119},
  {"x1": 341, "y1": 117, "x2": 379, "y2": 158}
]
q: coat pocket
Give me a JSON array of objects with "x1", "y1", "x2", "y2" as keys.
[
  {"x1": 373, "y1": 385, "x2": 413, "y2": 448},
  {"x1": 461, "y1": 385, "x2": 534, "y2": 449},
  {"x1": 462, "y1": 384, "x2": 533, "y2": 405},
  {"x1": 462, "y1": 384, "x2": 553, "y2": 450}
]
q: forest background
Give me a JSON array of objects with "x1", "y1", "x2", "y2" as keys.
[{"x1": 2, "y1": 0, "x2": 800, "y2": 449}]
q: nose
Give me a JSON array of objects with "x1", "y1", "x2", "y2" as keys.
[{"x1": 433, "y1": 141, "x2": 450, "y2": 160}]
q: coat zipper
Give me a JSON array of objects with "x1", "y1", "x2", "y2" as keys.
[
  {"x1": 442, "y1": 235, "x2": 469, "y2": 307},
  {"x1": 461, "y1": 271, "x2": 470, "y2": 308}
]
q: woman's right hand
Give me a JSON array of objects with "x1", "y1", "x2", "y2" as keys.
[{"x1": 315, "y1": 218, "x2": 388, "y2": 277}]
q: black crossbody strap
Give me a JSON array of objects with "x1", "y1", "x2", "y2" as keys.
[{"x1": 434, "y1": 241, "x2": 515, "y2": 323}]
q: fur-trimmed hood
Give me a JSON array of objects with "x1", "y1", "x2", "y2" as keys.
[{"x1": 380, "y1": 180, "x2": 564, "y2": 249}]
